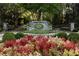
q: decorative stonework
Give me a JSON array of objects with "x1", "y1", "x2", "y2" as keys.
[{"x1": 27, "y1": 21, "x2": 52, "y2": 31}]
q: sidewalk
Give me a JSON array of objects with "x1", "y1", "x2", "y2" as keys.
[{"x1": 0, "y1": 33, "x2": 3, "y2": 40}]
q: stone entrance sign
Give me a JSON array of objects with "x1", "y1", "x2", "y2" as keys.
[{"x1": 27, "y1": 21, "x2": 52, "y2": 31}]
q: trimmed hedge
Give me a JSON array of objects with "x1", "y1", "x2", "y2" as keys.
[
  {"x1": 15, "y1": 32, "x2": 25, "y2": 39},
  {"x1": 2, "y1": 31, "x2": 79, "y2": 43},
  {"x1": 68, "y1": 32, "x2": 79, "y2": 42},
  {"x1": 55, "y1": 32, "x2": 68, "y2": 39},
  {"x1": 2, "y1": 32, "x2": 16, "y2": 42}
]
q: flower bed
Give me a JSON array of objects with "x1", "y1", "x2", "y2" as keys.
[{"x1": 0, "y1": 35, "x2": 79, "y2": 56}]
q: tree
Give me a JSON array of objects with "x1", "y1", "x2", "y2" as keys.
[
  {"x1": 20, "y1": 3, "x2": 64, "y2": 22},
  {"x1": 0, "y1": 3, "x2": 65, "y2": 30},
  {"x1": 0, "y1": 3, "x2": 25, "y2": 29}
]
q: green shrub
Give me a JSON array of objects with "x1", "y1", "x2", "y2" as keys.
[
  {"x1": 2, "y1": 32, "x2": 16, "y2": 42},
  {"x1": 15, "y1": 32, "x2": 25, "y2": 39},
  {"x1": 55, "y1": 32, "x2": 68, "y2": 39},
  {"x1": 68, "y1": 33, "x2": 79, "y2": 42}
]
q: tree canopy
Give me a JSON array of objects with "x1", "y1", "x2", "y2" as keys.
[{"x1": 0, "y1": 3, "x2": 67, "y2": 30}]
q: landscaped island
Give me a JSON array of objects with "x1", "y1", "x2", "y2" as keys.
[{"x1": 0, "y1": 32, "x2": 79, "y2": 56}]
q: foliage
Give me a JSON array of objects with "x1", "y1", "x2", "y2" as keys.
[
  {"x1": 68, "y1": 33, "x2": 79, "y2": 42},
  {"x1": 0, "y1": 3, "x2": 65, "y2": 29},
  {"x1": 0, "y1": 35, "x2": 79, "y2": 56},
  {"x1": 55, "y1": 32, "x2": 68, "y2": 39},
  {"x1": 2, "y1": 32, "x2": 16, "y2": 42},
  {"x1": 15, "y1": 32, "x2": 25, "y2": 39},
  {"x1": 0, "y1": 4, "x2": 25, "y2": 29},
  {"x1": 21, "y1": 3, "x2": 64, "y2": 21}
]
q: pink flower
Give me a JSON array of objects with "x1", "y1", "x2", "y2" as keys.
[
  {"x1": 16, "y1": 44, "x2": 33, "y2": 54},
  {"x1": 0, "y1": 48, "x2": 4, "y2": 52},
  {"x1": 63, "y1": 40, "x2": 75, "y2": 50},
  {"x1": 4, "y1": 40, "x2": 16, "y2": 48},
  {"x1": 19, "y1": 38, "x2": 28, "y2": 46},
  {"x1": 27, "y1": 35, "x2": 33, "y2": 41}
]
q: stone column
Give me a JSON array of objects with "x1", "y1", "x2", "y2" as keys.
[{"x1": 70, "y1": 22, "x2": 75, "y2": 31}]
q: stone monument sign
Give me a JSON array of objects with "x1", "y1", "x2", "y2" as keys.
[{"x1": 27, "y1": 21, "x2": 52, "y2": 31}]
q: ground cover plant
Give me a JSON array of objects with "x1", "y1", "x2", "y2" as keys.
[{"x1": 0, "y1": 32, "x2": 79, "y2": 56}]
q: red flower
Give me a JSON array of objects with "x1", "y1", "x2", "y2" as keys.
[
  {"x1": 0, "y1": 48, "x2": 4, "y2": 52},
  {"x1": 42, "y1": 42, "x2": 51, "y2": 51},
  {"x1": 19, "y1": 38, "x2": 28, "y2": 46},
  {"x1": 50, "y1": 42, "x2": 58, "y2": 48},
  {"x1": 34, "y1": 36, "x2": 48, "y2": 41},
  {"x1": 16, "y1": 46, "x2": 26, "y2": 53},
  {"x1": 63, "y1": 40, "x2": 75, "y2": 50},
  {"x1": 61, "y1": 37, "x2": 66, "y2": 41},
  {"x1": 27, "y1": 35, "x2": 33, "y2": 41},
  {"x1": 35, "y1": 36, "x2": 52, "y2": 51},
  {"x1": 4, "y1": 40, "x2": 16, "y2": 48},
  {"x1": 16, "y1": 45, "x2": 33, "y2": 54},
  {"x1": 34, "y1": 36, "x2": 57, "y2": 55},
  {"x1": 16, "y1": 35, "x2": 33, "y2": 46}
]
